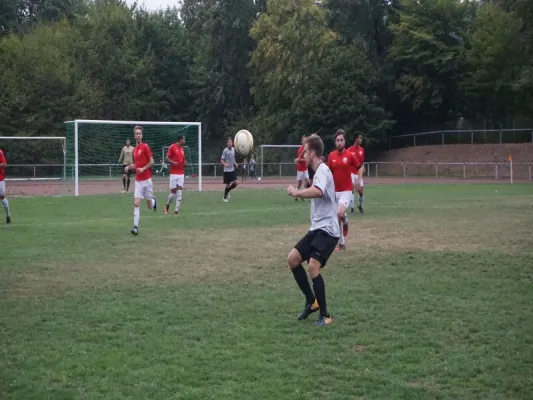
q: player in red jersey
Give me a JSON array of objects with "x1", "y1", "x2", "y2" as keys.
[
  {"x1": 165, "y1": 134, "x2": 187, "y2": 216},
  {"x1": 294, "y1": 135, "x2": 309, "y2": 199},
  {"x1": 125, "y1": 126, "x2": 157, "y2": 235},
  {"x1": 327, "y1": 129, "x2": 359, "y2": 251},
  {"x1": 0, "y1": 148, "x2": 11, "y2": 224},
  {"x1": 347, "y1": 133, "x2": 365, "y2": 214}
]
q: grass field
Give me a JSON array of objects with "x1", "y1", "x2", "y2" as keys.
[{"x1": 1, "y1": 184, "x2": 533, "y2": 399}]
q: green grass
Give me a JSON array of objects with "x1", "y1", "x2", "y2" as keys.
[{"x1": 1, "y1": 184, "x2": 533, "y2": 399}]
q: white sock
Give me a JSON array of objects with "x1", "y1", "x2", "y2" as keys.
[
  {"x1": 2, "y1": 199, "x2": 10, "y2": 216},
  {"x1": 151, "y1": 198, "x2": 156, "y2": 208},
  {"x1": 175, "y1": 190, "x2": 182, "y2": 212},
  {"x1": 166, "y1": 192, "x2": 175, "y2": 206},
  {"x1": 134, "y1": 206, "x2": 140, "y2": 227}
]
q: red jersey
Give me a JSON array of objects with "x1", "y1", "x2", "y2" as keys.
[
  {"x1": 296, "y1": 145, "x2": 307, "y2": 172},
  {"x1": 134, "y1": 142, "x2": 153, "y2": 181},
  {"x1": 0, "y1": 148, "x2": 5, "y2": 182},
  {"x1": 328, "y1": 149, "x2": 357, "y2": 192},
  {"x1": 167, "y1": 143, "x2": 185, "y2": 175},
  {"x1": 347, "y1": 145, "x2": 365, "y2": 173}
]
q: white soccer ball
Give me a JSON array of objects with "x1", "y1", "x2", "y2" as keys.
[
  {"x1": 258, "y1": 177, "x2": 261, "y2": 181},
  {"x1": 234, "y1": 129, "x2": 254, "y2": 156}
]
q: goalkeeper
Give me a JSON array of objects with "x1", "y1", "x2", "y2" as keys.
[{"x1": 118, "y1": 139, "x2": 134, "y2": 193}]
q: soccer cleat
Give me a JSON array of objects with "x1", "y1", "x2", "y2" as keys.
[
  {"x1": 358, "y1": 205, "x2": 364, "y2": 214},
  {"x1": 223, "y1": 197, "x2": 229, "y2": 203},
  {"x1": 335, "y1": 244, "x2": 346, "y2": 252},
  {"x1": 131, "y1": 226, "x2": 138, "y2": 235},
  {"x1": 153, "y1": 198, "x2": 157, "y2": 211},
  {"x1": 6, "y1": 216, "x2": 11, "y2": 224},
  {"x1": 174, "y1": 211, "x2": 179, "y2": 216},
  {"x1": 314, "y1": 315, "x2": 333, "y2": 327},
  {"x1": 165, "y1": 204, "x2": 170, "y2": 215},
  {"x1": 350, "y1": 207, "x2": 355, "y2": 214},
  {"x1": 297, "y1": 299, "x2": 319, "y2": 320},
  {"x1": 122, "y1": 189, "x2": 126, "y2": 193}
]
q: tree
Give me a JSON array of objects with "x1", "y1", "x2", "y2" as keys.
[
  {"x1": 389, "y1": 0, "x2": 475, "y2": 125},
  {"x1": 462, "y1": 3, "x2": 526, "y2": 124}
]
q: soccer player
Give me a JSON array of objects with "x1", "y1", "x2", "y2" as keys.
[
  {"x1": 165, "y1": 134, "x2": 187, "y2": 216},
  {"x1": 294, "y1": 135, "x2": 309, "y2": 199},
  {"x1": 221, "y1": 137, "x2": 238, "y2": 202},
  {"x1": 328, "y1": 129, "x2": 359, "y2": 251},
  {"x1": 125, "y1": 126, "x2": 157, "y2": 235},
  {"x1": 118, "y1": 139, "x2": 134, "y2": 193},
  {"x1": 347, "y1": 133, "x2": 365, "y2": 214},
  {"x1": 0, "y1": 148, "x2": 11, "y2": 224},
  {"x1": 286, "y1": 134, "x2": 339, "y2": 327}
]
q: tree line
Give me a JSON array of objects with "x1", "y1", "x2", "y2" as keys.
[{"x1": 0, "y1": 0, "x2": 531, "y2": 160}]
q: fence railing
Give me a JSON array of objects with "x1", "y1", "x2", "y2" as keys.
[
  {"x1": 389, "y1": 129, "x2": 533, "y2": 149},
  {"x1": 5, "y1": 161, "x2": 532, "y2": 181}
]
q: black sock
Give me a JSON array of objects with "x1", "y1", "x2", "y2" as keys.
[
  {"x1": 292, "y1": 265, "x2": 315, "y2": 305},
  {"x1": 229, "y1": 182, "x2": 237, "y2": 191},
  {"x1": 312, "y1": 274, "x2": 328, "y2": 317},
  {"x1": 127, "y1": 178, "x2": 131, "y2": 191},
  {"x1": 122, "y1": 177, "x2": 126, "y2": 188},
  {"x1": 224, "y1": 186, "x2": 230, "y2": 198}
]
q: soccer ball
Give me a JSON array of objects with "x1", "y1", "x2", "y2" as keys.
[{"x1": 234, "y1": 129, "x2": 253, "y2": 156}]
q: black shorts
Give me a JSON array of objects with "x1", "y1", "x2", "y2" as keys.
[
  {"x1": 123, "y1": 165, "x2": 131, "y2": 177},
  {"x1": 223, "y1": 171, "x2": 237, "y2": 184},
  {"x1": 294, "y1": 229, "x2": 339, "y2": 268}
]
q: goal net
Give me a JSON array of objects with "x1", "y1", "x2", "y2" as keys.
[
  {"x1": 0, "y1": 136, "x2": 68, "y2": 196},
  {"x1": 259, "y1": 145, "x2": 301, "y2": 178},
  {"x1": 65, "y1": 120, "x2": 202, "y2": 196}
]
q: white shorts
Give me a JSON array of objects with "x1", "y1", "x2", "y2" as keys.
[
  {"x1": 335, "y1": 191, "x2": 352, "y2": 209},
  {"x1": 169, "y1": 174, "x2": 185, "y2": 189},
  {"x1": 296, "y1": 171, "x2": 309, "y2": 181},
  {"x1": 0, "y1": 181, "x2": 5, "y2": 197},
  {"x1": 351, "y1": 173, "x2": 364, "y2": 187},
  {"x1": 134, "y1": 179, "x2": 154, "y2": 200}
]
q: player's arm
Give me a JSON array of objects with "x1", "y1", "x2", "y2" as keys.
[
  {"x1": 220, "y1": 150, "x2": 229, "y2": 168},
  {"x1": 288, "y1": 167, "x2": 326, "y2": 198},
  {"x1": 118, "y1": 148, "x2": 124, "y2": 164},
  {"x1": 138, "y1": 157, "x2": 154, "y2": 173}
]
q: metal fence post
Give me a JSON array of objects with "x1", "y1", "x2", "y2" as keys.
[
  {"x1": 500, "y1": 129, "x2": 502, "y2": 144},
  {"x1": 495, "y1": 164, "x2": 498, "y2": 179},
  {"x1": 33, "y1": 164, "x2": 36, "y2": 181},
  {"x1": 376, "y1": 162, "x2": 379, "y2": 178},
  {"x1": 529, "y1": 164, "x2": 531, "y2": 180},
  {"x1": 471, "y1": 130, "x2": 474, "y2": 144},
  {"x1": 403, "y1": 162, "x2": 406, "y2": 178},
  {"x1": 413, "y1": 135, "x2": 416, "y2": 146},
  {"x1": 435, "y1": 163, "x2": 438, "y2": 179},
  {"x1": 279, "y1": 164, "x2": 282, "y2": 177},
  {"x1": 442, "y1": 131, "x2": 444, "y2": 145},
  {"x1": 463, "y1": 162, "x2": 466, "y2": 179},
  {"x1": 109, "y1": 164, "x2": 112, "y2": 179}
]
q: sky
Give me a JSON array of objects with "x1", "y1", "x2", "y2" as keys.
[{"x1": 126, "y1": 0, "x2": 180, "y2": 11}]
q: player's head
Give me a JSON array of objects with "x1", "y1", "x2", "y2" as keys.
[
  {"x1": 354, "y1": 133, "x2": 363, "y2": 146},
  {"x1": 304, "y1": 135, "x2": 324, "y2": 167},
  {"x1": 177, "y1": 134, "x2": 185, "y2": 146},
  {"x1": 335, "y1": 129, "x2": 346, "y2": 152},
  {"x1": 125, "y1": 139, "x2": 131, "y2": 147},
  {"x1": 227, "y1": 136, "x2": 233, "y2": 149},
  {"x1": 133, "y1": 126, "x2": 143, "y2": 143},
  {"x1": 301, "y1": 135, "x2": 307, "y2": 145}
]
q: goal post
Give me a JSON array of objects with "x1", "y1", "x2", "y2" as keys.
[
  {"x1": 0, "y1": 136, "x2": 66, "y2": 181},
  {"x1": 259, "y1": 144, "x2": 301, "y2": 178},
  {"x1": 65, "y1": 120, "x2": 202, "y2": 196}
]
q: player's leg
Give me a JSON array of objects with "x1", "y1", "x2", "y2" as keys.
[
  {"x1": 166, "y1": 174, "x2": 177, "y2": 215},
  {"x1": 122, "y1": 171, "x2": 127, "y2": 193},
  {"x1": 0, "y1": 181, "x2": 11, "y2": 224},
  {"x1": 308, "y1": 231, "x2": 338, "y2": 326},
  {"x1": 225, "y1": 171, "x2": 238, "y2": 200},
  {"x1": 350, "y1": 174, "x2": 357, "y2": 214},
  {"x1": 288, "y1": 231, "x2": 318, "y2": 320},
  {"x1": 131, "y1": 181, "x2": 143, "y2": 235},
  {"x1": 174, "y1": 175, "x2": 184, "y2": 215},
  {"x1": 144, "y1": 179, "x2": 156, "y2": 211},
  {"x1": 126, "y1": 169, "x2": 131, "y2": 192},
  {"x1": 357, "y1": 179, "x2": 364, "y2": 213}
]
